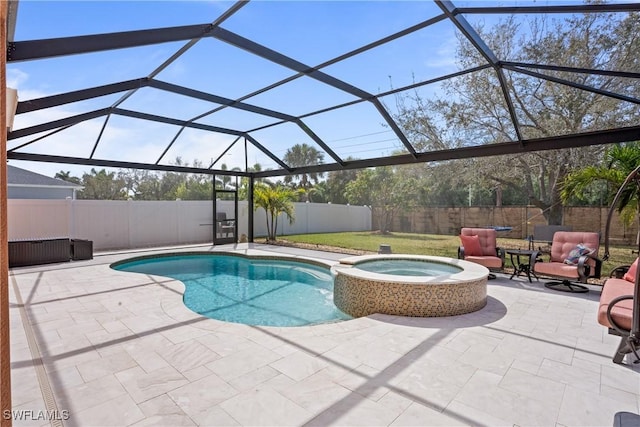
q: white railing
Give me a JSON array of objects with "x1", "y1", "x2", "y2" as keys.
[{"x1": 8, "y1": 199, "x2": 371, "y2": 251}]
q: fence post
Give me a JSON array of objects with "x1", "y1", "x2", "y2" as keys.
[
  {"x1": 67, "y1": 197, "x2": 74, "y2": 239},
  {"x1": 127, "y1": 199, "x2": 133, "y2": 248}
]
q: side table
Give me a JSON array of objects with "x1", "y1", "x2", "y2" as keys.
[{"x1": 507, "y1": 249, "x2": 539, "y2": 283}]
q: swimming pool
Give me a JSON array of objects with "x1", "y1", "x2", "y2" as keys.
[{"x1": 112, "y1": 253, "x2": 351, "y2": 327}]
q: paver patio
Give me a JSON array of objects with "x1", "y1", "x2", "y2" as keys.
[{"x1": 8, "y1": 243, "x2": 640, "y2": 426}]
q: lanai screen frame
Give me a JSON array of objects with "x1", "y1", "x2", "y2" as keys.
[
  {"x1": 6, "y1": 0, "x2": 640, "y2": 181},
  {"x1": 1, "y1": 1, "x2": 640, "y2": 418}
]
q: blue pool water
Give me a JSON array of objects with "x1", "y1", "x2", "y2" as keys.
[
  {"x1": 113, "y1": 254, "x2": 351, "y2": 327},
  {"x1": 355, "y1": 259, "x2": 462, "y2": 276}
]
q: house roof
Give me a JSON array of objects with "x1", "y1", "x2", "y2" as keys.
[{"x1": 7, "y1": 165, "x2": 83, "y2": 189}]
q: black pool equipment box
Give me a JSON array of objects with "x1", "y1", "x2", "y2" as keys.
[
  {"x1": 9, "y1": 238, "x2": 94, "y2": 267},
  {"x1": 71, "y1": 239, "x2": 93, "y2": 261}
]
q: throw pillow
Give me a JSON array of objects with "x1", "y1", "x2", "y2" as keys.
[
  {"x1": 460, "y1": 234, "x2": 483, "y2": 256},
  {"x1": 563, "y1": 244, "x2": 594, "y2": 265},
  {"x1": 623, "y1": 258, "x2": 639, "y2": 283}
]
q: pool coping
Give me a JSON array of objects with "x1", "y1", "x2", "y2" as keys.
[
  {"x1": 331, "y1": 254, "x2": 489, "y2": 284},
  {"x1": 109, "y1": 250, "x2": 338, "y2": 271}
]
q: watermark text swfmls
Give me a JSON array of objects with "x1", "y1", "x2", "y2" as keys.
[{"x1": 2, "y1": 409, "x2": 70, "y2": 421}]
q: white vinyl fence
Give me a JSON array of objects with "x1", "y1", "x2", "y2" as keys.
[{"x1": 7, "y1": 199, "x2": 371, "y2": 251}]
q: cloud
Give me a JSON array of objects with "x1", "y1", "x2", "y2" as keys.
[
  {"x1": 7, "y1": 68, "x2": 28, "y2": 89},
  {"x1": 424, "y1": 32, "x2": 459, "y2": 70}
]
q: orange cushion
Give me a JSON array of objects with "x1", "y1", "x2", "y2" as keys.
[
  {"x1": 623, "y1": 258, "x2": 639, "y2": 283},
  {"x1": 465, "y1": 255, "x2": 502, "y2": 269},
  {"x1": 460, "y1": 234, "x2": 482, "y2": 256},
  {"x1": 598, "y1": 277, "x2": 634, "y2": 330},
  {"x1": 533, "y1": 261, "x2": 580, "y2": 279}
]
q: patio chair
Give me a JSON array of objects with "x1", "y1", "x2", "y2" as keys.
[
  {"x1": 598, "y1": 260, "x2": 638, "y2": 363},
  {"x1": 458, "y1": 227, "x2": 505, "y2": 279},
  {"x1": 216, "y1": 212, "x2": 235, "y2": 238},
  {"x1": 598, "y1": 164, "x2": 640, "y2": 365},
  {"x1": 532, "y1": 231, "x2": 602, "y2": 293},
  {"x1": 528, "y1": 224, "x2": 573, "y2": 252}
]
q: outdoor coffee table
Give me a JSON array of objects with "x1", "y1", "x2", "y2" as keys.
[{"x1": 507, "y1": 249, "x2": 539, "y2": 283}]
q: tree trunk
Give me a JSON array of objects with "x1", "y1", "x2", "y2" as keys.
[
  {"x1": 272, "y1": 211, "x2": 278, "y2": 241},
  {"x1": 379, "y1": 207, "x2": 393, "y2": 234},
  {"x1": 265, "y1": 210, "x2": 273, "y2": 241},
  {"x1": 546, "y1": 203, "x2": 564, "y2": 225},
  {"x1": 374, "y1": 208, "x2": 385, "y2": 234},
  {"x1": 545, "y1": 169, "x2": 566, "y2": 225}
]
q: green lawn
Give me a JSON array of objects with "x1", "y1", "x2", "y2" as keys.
[{"x1": 281, "y1": 231, "x2": 638, "y2": 283}]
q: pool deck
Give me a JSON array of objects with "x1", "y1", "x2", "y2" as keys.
[{"x1": 8, "y1": 243, "x2": 640, "y2": 426}]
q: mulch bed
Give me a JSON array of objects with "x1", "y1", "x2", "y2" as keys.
[{"x1": 259, "y1": 239, "x2": 373, "y2": 256}]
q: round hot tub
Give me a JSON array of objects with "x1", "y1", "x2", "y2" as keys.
[{"x1": 331, "y1": 254, "x2": 489, "y2": 318}]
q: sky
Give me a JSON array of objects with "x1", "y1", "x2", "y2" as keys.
[{"x1": 5, "y1": 0, "x2": 623, "y2": 180}]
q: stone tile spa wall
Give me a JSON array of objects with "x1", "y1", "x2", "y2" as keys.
[{"x1": 332, "y1": 255, "x2": 489, "y2": 318}]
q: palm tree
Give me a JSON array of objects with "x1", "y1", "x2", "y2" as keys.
[
  {"x1": 283, "y1": 143, "x2": 324, "y2": 201},
  {"x1": 253, "y1": 183, "x2": 297, "y2": 242},
  {"x1": 238, "y1": 163, "x2": 265, "y2": 200},
  {"x1": 55, "y1": 170, "x2": 71, "y2": 180},
  {"x1": 54, "y1": 170, "x2": 82, "y2": 185},
  {"x1": 561, "y1": 142, "x2": 640, "y2": 228},
  {"x1": 308, "y1": 181, "x2": 329, "y2": 203},
  {"x1": 215, "y1": 163, "x2": 241, "y2": 190}
]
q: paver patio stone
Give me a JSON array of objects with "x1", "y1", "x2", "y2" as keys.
[{"x1": 8, "y1": 243, "x2": 640, "y2": 426}]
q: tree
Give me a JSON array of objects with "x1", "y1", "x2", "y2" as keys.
[
  {"x1": 116, "y1": 168, "x2": 155, "y2": 199},
  {"x1": 151, "y1": 157, "x2": 196, "y2": 200},
  {"x1": 393, "y1": 10, "x2": 639, "y2": 223},
  {"x1": 308, "y1": 181, "x2": 329, "y2": 203},
  {"x1": 253, "y1": 183, "x2": 298, "y2": 241},
  {"x1": 216, "y1": 163, "x2": 241, "y2": 190},
  {"x1": 176, "y1": 174, "x2": 213, "y2": 200},
  {"x1": 238, "y1": 163, "x2": 264, "y2": 201},
  {"x1": 283, "y1": 143, "x2": 325, "y2": 201},
  {"x1": 561, "y1": 142, "x2": 640, "y2": 228},
  {"x1": 54, "y1": 170, "x2": 82, "y2": 185},
  {"x1": 345, "y1": 166, "x2": 418, "y2": 233},
  {"x1": 127, "y1": 170, "x2": 164, "y2": 200},
  {"x1": 323, "y1": 157, "x2": 359, "y2": 204},
  {"x1": 153, "y1": 171, "x2": 184, "y2": 200},
  {"x1": 78, "y1": 168, "x2": 127, "y2": 200}
]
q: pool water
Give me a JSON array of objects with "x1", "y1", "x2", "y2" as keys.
[
  {"x1": 113, "y1": 254, "x2": 351, "y2": 327},
  {"x1": 355, "y1": 259, "x2": 462, "y2": 276}
]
